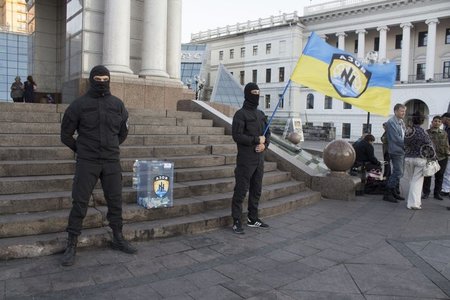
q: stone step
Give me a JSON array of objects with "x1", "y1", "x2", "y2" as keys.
[
  {"x1": 0, "y1": 179, "x2": 301, "y2": 238},
  {"x1": 0, "y1": 190, "x2": 321, "y2": 260},
  {"x1": 0, "y1": 170, "x2": 288, "y2": 212},
  {"x1": 0, "y1": 134, "x2": 233, "y2": 147},
  {"x1": 0, "y1": 102, "x2": 62, "y2": 113},
  {"x1": 0, "y1": 123, "x2": 61, "y2": 134},
  {"x1": 0, "y1": 165, "x2": 282, "y2": 196},
  {"x1": 0, "y1": 143, "x2": 236, "y2": 161},
  {"x1": 0, "y1": 111, "x2": 62, "y2": 123},
  {"x1": 0, "y1": 154, "x2": 233, "y2": 177}
]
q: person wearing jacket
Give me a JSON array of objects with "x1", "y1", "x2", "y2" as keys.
[
  {"x1": 10, "y1": 76, "x2": 24, "y2": 102},
  {"x1": 60, "y1": 65, "x2": 136, "y2": 266},
  {"x1": 231, "y1": 82, "x2": 271, "y2": 234},
  {"x1": 384, "y1": 103, "x2": 407, "y2": 203},
  {"x1": 422, "y1": 115, "x2": 449, "y2": 200},
  {"x1": 353, "y1": 134, "x2": 381, "y2": 170}
]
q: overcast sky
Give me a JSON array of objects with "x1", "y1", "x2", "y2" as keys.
[{"x1": 181, "y1": 0, "x2": 330, "y2": 43}]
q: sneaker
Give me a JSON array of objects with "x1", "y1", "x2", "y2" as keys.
[
  {"x1": 247, "y1": 218, "x2": 269, "y2": 228},
  {"x1": 232, "y1": 219, "x2": 244, "y2": 234}
]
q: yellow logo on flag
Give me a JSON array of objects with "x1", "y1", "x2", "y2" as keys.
[
  {"x1": 153, "y1": 175, "x2": 170, "y2": 198},
  {"x1": 328, "y1": 54, "x2": 371, "y2": 98}
]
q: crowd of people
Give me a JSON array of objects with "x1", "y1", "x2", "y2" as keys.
[
  {"x1": 352, "y1": 103, "x2": 450, "y2": 211},
  {"x1": 10, "y1": 75, "x2": 37, "y2": 103}
]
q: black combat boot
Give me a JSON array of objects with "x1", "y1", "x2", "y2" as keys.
[
  {"x1": 61, "y1": 233, "x2": 78, "y2": 266},
  {"x1": 383, "y1": 188, "x2": 399, "y2": 203},
  {"x1": 392, "y1": 188, "x2": 405, "y2": 200},
  {"x1": 110, "y1": 225, "x2": 137, "y2": 254}
]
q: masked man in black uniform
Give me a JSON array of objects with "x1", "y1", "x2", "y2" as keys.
[
  {"x1": 60, "y1": 65, "x2": 136, "y2": 266},
  {"x1": 231, "y1": 82, "x2": 271, "y2": 234}
]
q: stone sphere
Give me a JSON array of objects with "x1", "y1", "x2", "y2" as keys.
[
  {"x1": 287, "y1": 132, "x2": 301, "y2": 145},
  {"x1": 323, "y1": 140, "x2": 355, "y2": 172}
]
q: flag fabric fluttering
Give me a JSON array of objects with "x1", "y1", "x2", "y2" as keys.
[{"x1": 291, "y1": 32, "x2": 396, "y2": 116}]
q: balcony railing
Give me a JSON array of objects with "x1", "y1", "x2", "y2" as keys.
[
  {"x1": 303, "y1": 0, "x2": 387, "y2": 15},
  {"x1": 191, "y1": 12, "x2": 299, "y2": 42},
  {"x1": 397, "y1": 74, "x2": 450, "y2": 84}
]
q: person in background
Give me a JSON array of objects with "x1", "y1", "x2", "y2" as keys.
[
  {"x1": 231, "y1": 82, "x2": 271, "y2": 234},
  {"x1": 10, "y1": 76, "x2": 24, "y2": 102},
  {"x1": 440, "y1": 112, "x2": 450, "y2": 197},
  {"x1": 422, "y1": 115, "x2": 449, "y2": 200},
  {"x1": 401, "y1": 111, "x2": 435, "y2": 210},
  {"x1": 380, "y1": 122, "x2": 391, "y2": 178},
  {"x1": 60, "y1": 65, "x2": 136, "y2": 266},
  {"x1": 23, "y1": 75, "x2": 37, "y2": 103},
  {"x1": 384, "y1": 103, "x2": 407, "y2": 203},
  {"x1": 353, "y1": 134, "x2": 381, "y2": 171}
]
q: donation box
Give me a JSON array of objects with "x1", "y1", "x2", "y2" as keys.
[{"x1": 132, "y1": 160, "x2": 174, "y2": 209}]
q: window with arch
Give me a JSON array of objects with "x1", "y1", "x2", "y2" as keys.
[{"x1": 306, "y1": 93, "x2": 314, "y2": 109}]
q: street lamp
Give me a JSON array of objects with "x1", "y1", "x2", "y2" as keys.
[{"x1": 194, "y1": 75, "x2": 205, "y2": 100}]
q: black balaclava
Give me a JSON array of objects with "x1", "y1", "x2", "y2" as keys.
[
  {"x1": 88, "y1": 65, "x2": 111, "y2": 97},
  {"x1": 243, "y1": 82, "x2": 260, "y2": 110}
]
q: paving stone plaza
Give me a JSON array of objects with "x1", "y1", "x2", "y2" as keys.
[{"x1": 2, "y1": 191, "x2": 450, "y2": 299}]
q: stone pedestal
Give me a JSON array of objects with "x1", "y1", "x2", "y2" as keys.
[{"x1": 311, "y1": 172, "x2": 361, "y2": 201}]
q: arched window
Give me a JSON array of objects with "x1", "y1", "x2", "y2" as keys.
[{"x1": 306, "y1": 93, "x2": 314, "y2": 109}]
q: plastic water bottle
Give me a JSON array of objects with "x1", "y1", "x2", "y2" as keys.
[{"x1": 132, "y1": 160, "x2": 139, "y2": 189}]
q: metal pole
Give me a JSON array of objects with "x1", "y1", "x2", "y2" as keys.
[
  {"x1": 366, "y1": 112, "x2": 371, "y2": 133},
  {"x1": 263, "y1": 79, "x2": 292, "y2": 136}
]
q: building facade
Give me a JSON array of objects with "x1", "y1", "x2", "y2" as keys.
[
  {"x1": 191, "y1": 0, "x2": 450, "y2": 141},
  {"x1": 18, "y1": 0, "x2": 187, "y2": 109}
]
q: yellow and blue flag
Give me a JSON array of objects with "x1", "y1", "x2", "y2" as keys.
[{"x1": 291, "y1": 32, "x2": 396, "y2": 116}]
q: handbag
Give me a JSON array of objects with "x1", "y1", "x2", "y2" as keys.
[{"x1": 423, "y1": 159, "x2": 440, "y2": 177}]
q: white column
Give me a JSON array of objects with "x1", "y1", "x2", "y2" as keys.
[
  {"x1": 140, "y1": 0, "x2": 169, "y2": 78},
  {"x1": 425, "y1": 18, "x2": 439, "y2": 81},
  {"x1": 400, "y1": 23, "x2": 413, "y2": 82},
  {"x1": 356, "y1": 29, "x2": 367, "y2": 60},
  {"x1": 377, "y1": 26, "x2": 389, "y2": 61},
  {"x1": 166, "y1": 0, "x2": 182, "y2": 80},
  {"x1": 103, "y1": 0, "x2": 132, "y2": 73},
  {"x1": 336, "y1": 32, "x2": 346, "y2": 50}
]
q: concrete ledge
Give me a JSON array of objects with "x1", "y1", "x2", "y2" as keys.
[{"x1": 311, "y1": 172, "x2": 360, "y2": 201}]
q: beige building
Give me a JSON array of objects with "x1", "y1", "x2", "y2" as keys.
[
  {"x1": 0, "y1": 0, "x2": 27, "y2": 33},
  {"x1": 191, "y1": 0, "x2": 450, "y2": 140}
]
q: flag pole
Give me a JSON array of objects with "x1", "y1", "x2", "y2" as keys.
[{"x1": 263, "y1": 79, "x2": 292, "y2": 136}]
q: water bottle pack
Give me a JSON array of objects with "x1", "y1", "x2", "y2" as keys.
[{"x1": 132, "y1": 160, "x2": 174, "y2": 209}]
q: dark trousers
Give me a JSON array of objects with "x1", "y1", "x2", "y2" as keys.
[
  {"x1": 231, "y1": 161, "x2": 264, "y2": 221},
  {"x1": 383, "y1": 152, "x2": 391, "y2": 178},
  {"x1": 12, "y1": 97, "x2": 23, "y2": 103},
  {"x1": 423, "y1": 158, "x2": 448, "y2": 195},
  {"x1": 67, "y1": 159, "x2": 123, "y2": 235}
]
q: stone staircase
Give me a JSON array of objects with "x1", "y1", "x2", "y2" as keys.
[{"x1": 0, "y1": 102, "x2": 321, "y2": 260}]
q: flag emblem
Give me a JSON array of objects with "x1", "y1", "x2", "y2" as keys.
[
  {"x1": 153, "y1": 175, "x2": 170, "y2": 198},
  {"x1": 329, "y1": 54, "x2": 371, "y2": 98}
]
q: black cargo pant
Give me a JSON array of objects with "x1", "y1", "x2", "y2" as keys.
[
  {"x1": 423, "y1": 157, "x2": 448, "y2": 196},
  {"x1": 67, "y1": 159, "x2": 123, "y2": 235},
  {"x1": 231, "y1": 160, "x2": 264, "y2": 221}
]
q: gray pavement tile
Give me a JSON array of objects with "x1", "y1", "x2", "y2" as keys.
[
  {"x1": 266, "y1": 227, "x2": 302, "y2": 239},
  {"x1": 301, "y1": 237, "x2": 338, "y2": 250},
  {"x1": 31, "y1": 289, "x2": 84, "y2": 300},
  {"x1": 274, "y1": 261, "x2": 317, "y2": 280},
  {"x1": 213, "y1": 262, "x2": 258, "y2": 280},
  {"x1": 86, "y1": 284, "x2": 162, "y2": 300},
  {"x1": 184, "y1": 247, "x2": 224, "y2": 263},
  {"x1": 365, "y1": 296, "x2": 443, "y2": 300},
  {"x1": 182, "y1": 235, "x2": 220, "y2": 249},
  {"x1": 5, "y1": 275, "x2": 52, "y2": 298},
  {"x1": 415, "y1": 241, "x2": 450, "y2": 265},
  {"x1": 85, "y1": 247, "x2": 137, "y2": 265},
  {"x1": 283, "y1": 241, "x2": 320, "y2": 257},
  {"x1": 316, "y1": 248, "x2": 355, "y2": 263},
  {"x1": 0, "y1": 281, "x2": 4, "y2": 300},
  {"x1": 365, "y1": 267, "x2": 449, "y2": 299},
  {"x1": 298, "y1": 254, "x2": 338, "y2": 271},
  {"x1": 132, "y1": 241, "x2": 168, "y2": 260},
  {"x1": 149, "y1": 276, "x2": 200, "y2": 298},
  {"x1": 280, "y1": 290, "x2": 365, "y2": 300},
  {"x1": 163, "y1": 295, "x2": 194, "y2": 300},
  {"x1": 188, "y1": 285, "x2": 242, "y2": 300},
  {"x1": 345, "y1": 263, "x2": 412, "y2": 293},
  {"x1": 405, "y1": 240, "x2": 431, "y2": 253},
  {"x1": 48, "y1": 268, "x2": 96, "y2": 291},
  {"x1": 240, "y1": 255, "x2": 280, "y2": 272},
  {"x1": 221, "y1": 276, "x2": 273, "y2": 298},
  {"x1": 246, "y1": 290, "x2": 296, "y2": 300},
  {"x1": 280, "y1": 264, "x2": 361, "y2": 294},
  {"x1": 347, "y1": 244, "x2": 413, "y2": 266},
  {"x1": 158, "y1": 240, "x2": 193, "y2": 254},
  {"x1": 184, "y1": 268, "x2": 231, "y2": 288},
  {"x1": 252, "y1": 231, "x2": 288, "y2": 244},
  {"x1": 123, "y1": 259, "x2": 167, "y2": 277},
  {"x1": 157, "y1": 266, "x2": 194, "y2": 281},
  {"x1": 264, "y1": 248, "x2": 302, "y2": 263},
  {"x1": 249, "y1": 269, "x2": 298, "y2": 288},
  {"x1": 154, "y1": 252, "x2": 198, "y2": 269},
  {"x1": 90, "y1": 264, "x2": 134, "y2": 284},
  {"x1": 286, "y1": 223, "x2": 317, "y2": 234},
  {"x1": 332, "y1": 228, "x2": 361, "y2": 239}
]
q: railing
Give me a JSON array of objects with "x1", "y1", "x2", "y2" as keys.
[
  {"x1": 191, "y1": 12, "x2": 299, "y2": 42},
  {"x1": 304, "y1": 0, "x2": 388, "y2": 15},
  {"x1": 397, "y1": 74, "x2": 450, "y2": 84}
]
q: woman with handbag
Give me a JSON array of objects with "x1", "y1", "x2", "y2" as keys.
[{"x1": 400, "y1": 111, "x2": 436, "y2": 210}]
